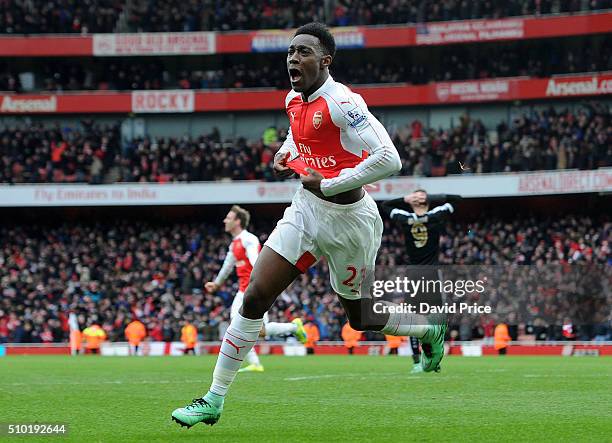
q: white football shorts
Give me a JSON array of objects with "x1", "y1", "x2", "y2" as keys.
[{"x1": 265, "y1": 187, "x2": 383, "y2": 300}]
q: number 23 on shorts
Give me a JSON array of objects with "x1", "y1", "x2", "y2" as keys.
[{"x1": 342, "y1": 265, "x2": 366, "y2": 294}]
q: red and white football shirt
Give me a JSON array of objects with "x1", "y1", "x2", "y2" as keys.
[
  {"x1": 278, "y1": 75, "x2": 401, "y2": 196},
  {"x1": 214, "y1": 230, "x2": 261, "y2": 292}
]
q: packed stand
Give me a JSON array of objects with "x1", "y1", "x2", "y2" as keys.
[
  {"x1": 125, "y1": 0, "x2": 611, "y2": 32},
  {"x1": 126, "y1": 0, "x2": 325, "y2": 32},
  {"x1": 1, "y1": 36, "x2": 609, "y2": 92},
  {"x1": 117, "y1": 127, "x2": 279, "y2": 183},
  {"x1": 1, "y1": 104, "x2": 610, "y2": 184},
  {"x1": 393, "y1": 103, "x2": 611, "y2": 175},
  {"x1": 0, "y1": 211, "x2": 610, "y2": 344},
  {"x1": 0, "y1": 0, "x2": 125, "y2": 34},
  {"x1": 0, "y1": 122, "x2": 120, "y2": 184},
  {"x1": 331, "y1": 0, "x2": 612, "y2": 26},
  {"x1": 1, "y1": 0, "x2": 609, "y2": 34},
  {"x1": 337, "y1": 38, "x2": 611, "y2": 86}
]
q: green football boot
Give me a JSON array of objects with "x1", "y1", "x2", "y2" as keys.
[
  {"x1": 292, "y1": 318, "x2": 308, "y2": 344},
  {"x1": 410, "y1": 363, "x2": 423, "y2": 374},
  {"x1": 171, "y1": 397, "x2": 223, "y2": 428},
  {"x1": 420, "y1": 322, "x2": 447, "y2": 373},
  {"x1": 238, "y1": 364, "x2": 264, "y2": 373}
]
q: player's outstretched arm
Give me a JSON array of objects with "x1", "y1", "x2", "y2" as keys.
[
  {"x1": 388, "y1": 207, "x2": 418, "y2": 224},
  {"x1": 424, "y1": 202, "x2": 455, "y2": 222},
  {"x1": 204, "y1": 281, "x2": 219, "y2": 294},
  {"x1": 207, "y1": 248, "x2": 236, "y2": 293},
  {"x1": 427, "y1": 194, "x2": 463, "y2": 205},
  {"x1": 380, "y1": 197, "x2": 412, "y2": 216},
  {"x1": 386, "y1": 202, "x2": 455, "y2": 226}
]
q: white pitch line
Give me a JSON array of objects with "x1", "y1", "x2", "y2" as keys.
[
  {"x1": 523, "y1": 374, "x2": 610, "y2": 378},
  {"x1": 284, "y1": 374, "x2": 353, "y2": 381},
  {"x1": 284, "y1": 372, "x2": 405, "y2": 381},
  {"x1": 2, "y1": 379, "x2": 205, "y2": 387}
]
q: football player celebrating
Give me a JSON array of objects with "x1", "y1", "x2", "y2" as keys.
[
  {"x1": 172, "y1": 23, "x2": 446, "y2": 428},
  {"x1": 204, "y1": 205, "x2": 308, "y2": 373}
]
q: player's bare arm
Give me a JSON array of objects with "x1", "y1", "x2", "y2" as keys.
[
  {"x1": 300, "y1": 168, "x2": 324, "y2": 195},
  {"x1": 204, "y1": 282, "x2": 219, "y2": 294}
]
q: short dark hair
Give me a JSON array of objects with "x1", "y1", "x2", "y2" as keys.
[
  {"x1": 230, "y1": 205, "x2": 250, "y2": 229},
  {"x1": 413, "y1": 189, "x2": 429, "y2": 205},
  {"x1": 294, "y1": 22, "x2": 336, "y2": 58}
]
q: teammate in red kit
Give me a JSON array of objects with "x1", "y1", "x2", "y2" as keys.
[
  {"x1": 204, "y1": 205, "x2": 308, "y2": 373},
  {"x1": 172, "y1": 22, "x2": 446, "y2": 428}
]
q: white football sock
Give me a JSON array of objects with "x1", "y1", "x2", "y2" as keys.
[
  {"x1": 245, "y1": 348, "x2": 261, "y2": 366},
  {"x1": 380, "y1": 307, "x2": 431, "y2": 338},
  {"x1": 210, "y1": 313, "x2": 263, "y2": 396},
  {"x1": 264, "y1": 322, "x2": 297, "y2": 336}
]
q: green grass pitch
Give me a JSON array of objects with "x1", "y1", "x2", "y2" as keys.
[{"x1": 2, "y1": 355, "x2": 611, "y2": 442}]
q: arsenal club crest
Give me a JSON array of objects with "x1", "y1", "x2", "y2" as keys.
[{"x1": 312, "y1": 111, "x2": 323, "y2": 129}]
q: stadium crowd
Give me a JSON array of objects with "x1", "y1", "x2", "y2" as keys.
[
  {"x1": 394, "y1": 102, "x2": 611, "y2": 176},
  {"x1": 329, "y1": 0, "x2": 612, "y2": 27},
  {"x1": 1, "y1": 38, "x2": 609, "y2": 92},
  {"x1": 65, "y1": 0, "x2": 612, "y2": 33},
  {"x1": 1, "y1": 103, "x2": 609, "y2": 184},
  {"x1": 0, "y1": 211, "x2": 609, "y2": 345},
  {"x1": 2, "y1": 0, "x2": 609, "y2": 34},
  {"x1": 0, "y1": 0, "x2": 126, "y2": 34},
  {"x1": 0, "y1": 121, "x2": 121, "y2": 184}
]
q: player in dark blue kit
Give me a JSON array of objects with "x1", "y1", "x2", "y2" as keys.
[{"x1": 381, "y1": 189, "x2": 462, "y2": 373}]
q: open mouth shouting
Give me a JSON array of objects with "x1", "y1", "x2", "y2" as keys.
[{"x1": 289, "y1": 67, "x2": 303, "y2": 85}]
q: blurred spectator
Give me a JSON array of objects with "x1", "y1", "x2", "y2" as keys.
[
  {"x1": 341, "y1": 321, "x2": 361, "y2": 354},
  {"x1": 494, "y1": 322, "x2": 511, "y2": 355},
  {"x1": 385, "y1": 335, "x2": 405, "y2": 355},
  {"x1": 125, "y1": 317, "x2": 146, "y2": 355},
  {"x1": 303, "y1": 318, "x2": 320, "y2": 353},
  {"x1": 180, "y1": 320, "x2": 198, "y2": 355},
  {"x1": 82, "y1": 322, "x2": 107, "y2": 354}
]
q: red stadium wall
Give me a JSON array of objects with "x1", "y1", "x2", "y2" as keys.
[
  {"x1": 2, "y1": 343, "x2": 611, "y2": 356},
  {"x1": 0, "y1": 12, "x2": 610, "y2": 57},
  {"x1": 1, "y1": 72, "x2": 610, "y2": 114},
  {"x1": 446, "y1": 344, "x2": 612, "y2": 356},
  {"x1": 5, "y1": 345, "x2": 71, "y2": 355}
]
